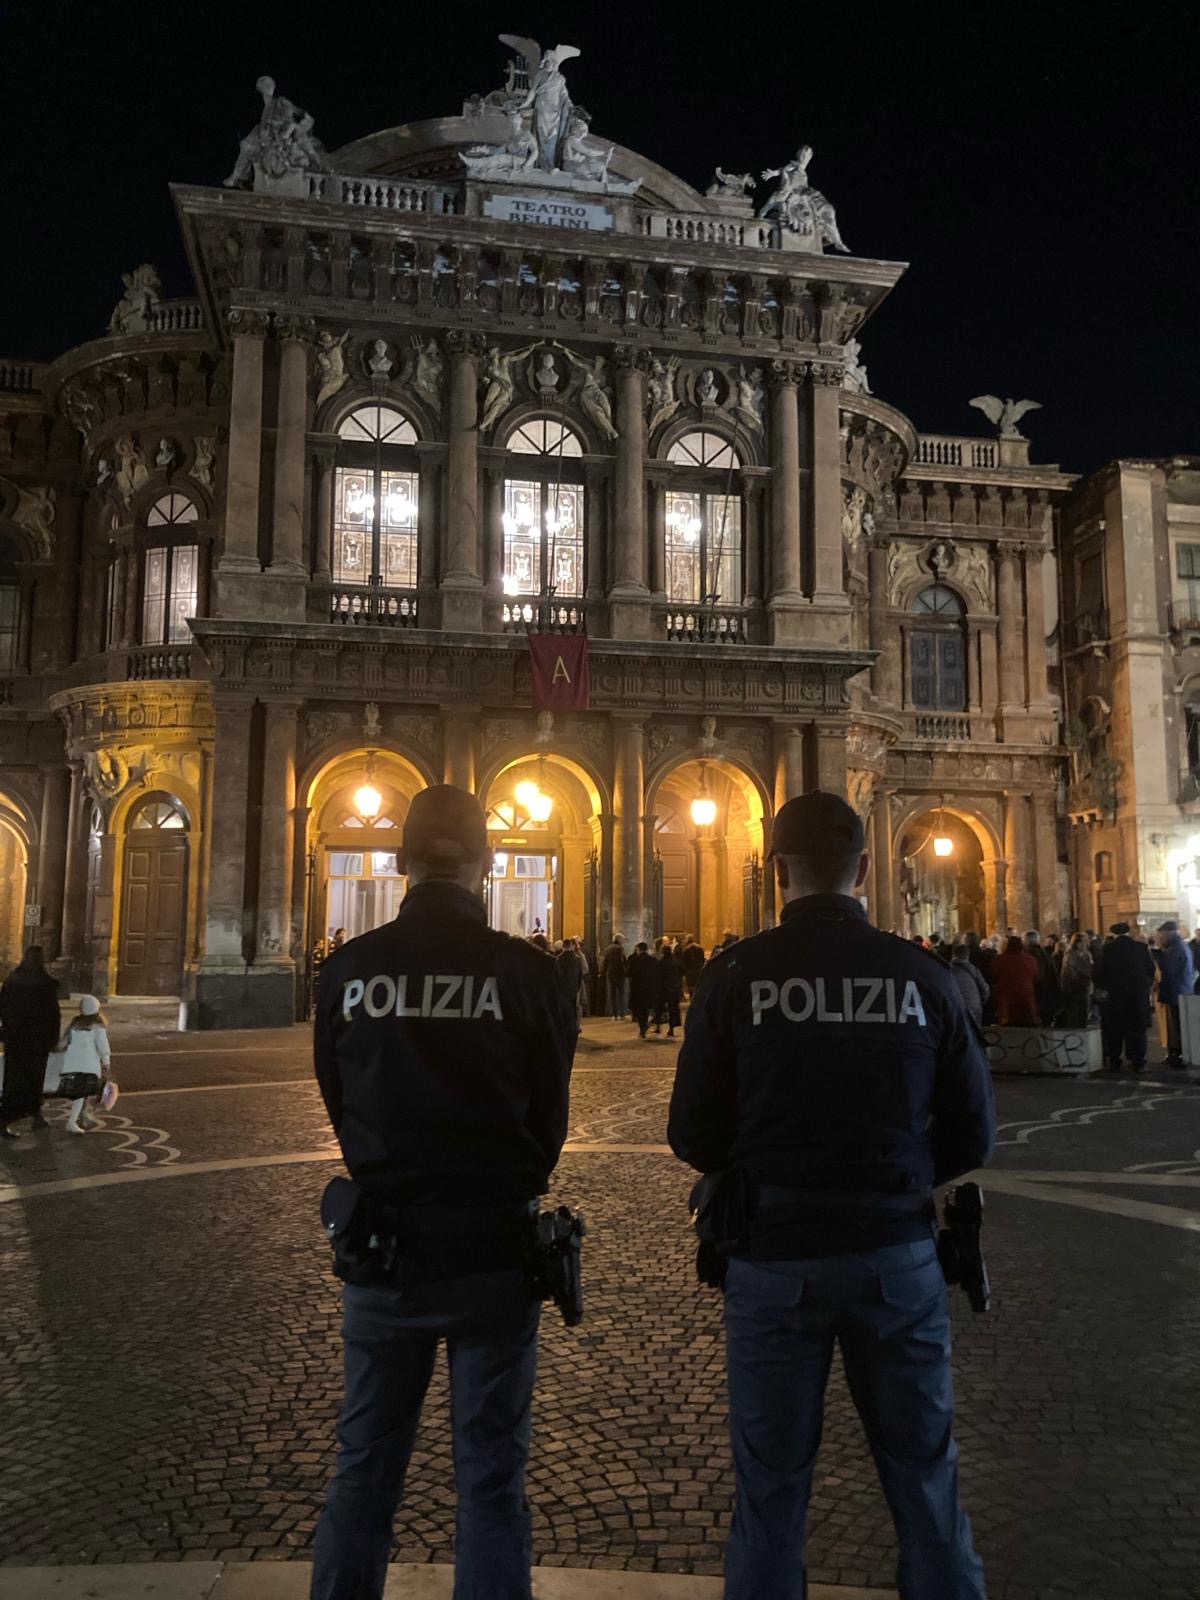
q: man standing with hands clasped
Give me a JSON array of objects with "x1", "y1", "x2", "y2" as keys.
[
  {"x1": 669, "y1": 792, "x2": 996, "y2": 1600},
  {"x1": 310, "y1": 785, "x2": 578, "y2": 1600}
]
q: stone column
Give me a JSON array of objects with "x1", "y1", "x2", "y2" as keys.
[
  {"x1": 1023, "y1": 541, "x2": 1050, "y2": 707},
  {"x1": 868, "y1": 532, "x2": 901, "y2": 705},
  {"x1": 981, "y1": 856, "x2": 1008, "y2": 933},
  {"x1": 1003, "y1": 791, "x2": 1033, "y2": 930},
  {"x1": 808, "y1": 363, "x2": 845, "y2": 605},
  {"x1": 996, "y1": 543, "x2": 1026, "y2": 725},
  {"x1": 34, "y1": 766, "x2": 71, "y2": 964},
  {"x1": 482, "y1": 463, "x2": 506, "y2": 603},
  {"x1": 872, "y1": 792, "x2": 896, "y2": 931},
  {"x1": 442, "y1": 332, "x2": 484, "y2": 630},
  {"x1": 255, "y1": 700, "x2": 300, "y2": 967},
  {"x1": 771, "y1": 720, "x2": 805, "y2": 812},
  {"x1": 312, "y1": 443, "x2": 335, "y2": 583},
  {"x1": 647, "y1": 480, "x2": 666, "y2": 601},
  {"x1": 219, "y1": 308, "x2": 270, "y2": 577},
  {"x1": 269, "y1": 316, "x2": 312, "y2": 577},
  {"x1": 118, "y1": 540, "x2": 138, "y2": 648},
  {"x1": 55, "y1": 761, "x2": 87, "y2": 986},
  {"x1": 584, "y1": 465, "x2": 607, "y2": 604},
  {"x1": 742, "y1": 475, "x2": 766, "y2": 616},
  {"x1": 1031, "y1": 789, "x2": 1059, "y2": 932},
  {"x1": 609, "y1": 349, "x2": 650, "y2": 639},
  {"x1": 443, "y1": 714, "x2": 479, "y2": 791},
  {"x1": 767, "y1": 362, "x2": 803, "y2": 616},
  {"x1": 201, "y1": 698, "x2": 254, "y2": 969},
  {"x1": 612, "y1": 717, "x2": 645, "y2": 945}
]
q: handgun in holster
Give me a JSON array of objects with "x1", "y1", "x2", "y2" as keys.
[
  {"x1": 529, "y1": 1205, "x2": 587, "y2": 1327},
  {"x1": 689, "y1": 1168, "x2": 754, "y2": 1290},
  {"x1": 937, "y1": 1180, "x2": 991, "y2": 1313}
]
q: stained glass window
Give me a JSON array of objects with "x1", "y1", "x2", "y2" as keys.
[
  {"x1": 146, "y1": 493, "x2": 199, "y2": 527},
  {"x1": 665, "y1": 492, "x2": 742, "y2": 604},
  {"x1": 334, "y1": 407, "x2": 420, "y2": 589},
  {"x1": 667, "y1": 430, "x2": 741, "y2": 470},
  {"x1": 141, "y1": 544, "x2": 198, "y2": 645},
  {"x1": 502, "y1": 420, "x2": 585, "y2": 598}
]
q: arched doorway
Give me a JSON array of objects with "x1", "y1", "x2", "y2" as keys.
[
  {"x1": 0, "y1": 808, "x2": 29, "y2": 973},
  {"x1": 909, "y1": 585, "x2": 967, "y2": 711},
  {"x1": 650, "y1": 759, "x2": 768, "y2": 951},
  {"x1": 118, "y1": 795, "x2": 189, "y2": 995},
  {"x1": 305, "y1": 752, "x2": 429, "y2": 953},
  {"x1": 896, "y1": 809, "x2": 985, "y2": 939},
  {"x1": 481, "y1": 755, "x2": 602, "y2": 944}
]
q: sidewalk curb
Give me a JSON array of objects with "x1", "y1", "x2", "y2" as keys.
[{"x1": 0, "y1": 1562, "x2": 895, "y2": 1599}]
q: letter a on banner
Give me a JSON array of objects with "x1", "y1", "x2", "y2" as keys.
[{"x1": 529, "y1": 634, "x2": 590, "y2": 711}]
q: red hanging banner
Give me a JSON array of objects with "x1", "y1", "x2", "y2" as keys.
[{"x1": 528, "y1": 634, "x2": 590, "y2": 711}]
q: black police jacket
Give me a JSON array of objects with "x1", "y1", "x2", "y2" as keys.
[
  {"x1": 314, "y1": 881, "x2": 579, "y2": 1207},
  {"x1": 668, "y1": 895, "x2": 996, "y2": 1256}
]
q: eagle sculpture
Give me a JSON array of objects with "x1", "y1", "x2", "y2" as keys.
[{"x1": 969, "y1": 395, "x2": 1042, "y2": 441}]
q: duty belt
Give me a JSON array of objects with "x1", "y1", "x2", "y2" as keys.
[{"x1": 757, "y1": 1185, "x2": 933, "y2": 1214}]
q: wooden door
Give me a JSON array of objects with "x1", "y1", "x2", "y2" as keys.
[{"x1": 118, "y1": 837, "x2": 186, "y2": 995}]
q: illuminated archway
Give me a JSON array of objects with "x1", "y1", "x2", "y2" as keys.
[
  {"x1": 0, "y1": 804, "x2": 29, "y2": 972},
  {"x1": 648, "y1": 757, "x2": 769, "y2": 950},
  {"x1": 895, "y1": 804, "x2": 995, "y2": 938},
  {"x1": 480, "y1": 753, "x2": 603, "y2": 943}
]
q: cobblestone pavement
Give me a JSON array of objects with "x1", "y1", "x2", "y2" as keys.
[{"x1": 1, "y1": 1021, "x2": 1198, "y2": 1597}]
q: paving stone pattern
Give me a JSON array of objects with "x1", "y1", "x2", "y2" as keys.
[{"x1": 0, "y1": 1039, "x2": 1198, "y2": 1596}]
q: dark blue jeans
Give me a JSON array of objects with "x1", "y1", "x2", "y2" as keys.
[
  {"x1": 310, "y1": 1269, "x2": 540, "y2": 1600},
  {"x1": 723, "y1": 1239, "x2": 986, "y2": 1600}
]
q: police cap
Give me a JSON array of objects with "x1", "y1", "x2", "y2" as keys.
[
  {"x1": 402, "y1": 784, "x2": 489, "y2": 866},
  {"x1": 769, "y1": 791, "x2": 865, "y2": 859}
]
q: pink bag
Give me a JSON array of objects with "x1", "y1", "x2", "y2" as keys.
[{"x1": 100, "y1": 1079, "x2": 119, "y2": 1111}]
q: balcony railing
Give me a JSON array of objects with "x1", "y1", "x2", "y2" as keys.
[
  {"x1": 127, "y1": 646, "x2": 193, "y2": 680},
  {"x1": 1061, "y1": 608, "x2": 1109, "y2": 651},
  {"x1": 659, "y1": 607, "x2": 746, "y2": 644},
  {"x1": 913, "y1": 435, "x2": 999, "y2": 470},
  {"x1": 912, "y1": 712, "x2": 972, "y2": 742},
  {"x1": 0, "y1": 677, "x2": 13, "y2": 706},
  {"x1": 307, "y1": 172, "x2": 460, "y2": 216},
  {"x1": 325, "y1": 586, "x2": 420, "y2": 626},
  {"x1": 1169, "y1": 599, "x2": 1200, "y2": 636},
  {"x1": 0, "y1": 360, "x2": 44, "y2": 393},
  {"x1": 636, "y1": 211, "x2": 782, "y2": 251},
  {"x1": 501, "y1": 599, "x2": 586, "y2": 635},
  {"x1": 147, "y1": 299, "x2": 206, "y2": 333}
]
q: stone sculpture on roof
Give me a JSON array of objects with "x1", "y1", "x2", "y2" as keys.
[
  {"x1": 707, "y1": 169, "x2": 755, "y2": 200},
  {"x1": 759, "y1": 146, "x2": 849, "y2": 252},
  {"x1": 969, "y1": 395, "x2": 1042, "y2": 441},
  {"x1": 224, "y1": 76, "x2": 327, "y2": 195},
  {"x1": 462, "y1": 36, "x2": 640, "y2": 196},
  {"x1": 108, "y1": 265, "x2": 163, "y2": 336}
]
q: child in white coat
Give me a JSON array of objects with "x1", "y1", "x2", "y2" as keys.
[{"x1": 58, "y1": 995, "x2": 111, "y2": 1134}]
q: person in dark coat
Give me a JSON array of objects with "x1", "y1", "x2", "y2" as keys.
[
  {"x1": 1095, "y1": 923, "x2": 1155, "y2": 1072},
  {"x1": 627, "y1": 941, "x2": 659, "y2": 1038},
  {"x1": 556, "y1": 939, "x2": 584, "y2": 1024},
  {"x1": 1024, "y1": 931, "x2": 1061, "y2": 1025},
  {"x1": 655, "y1": 942, "x2": 684, "y2": 1037},
  {"x1": 681, "y1": 937, "x2": 706, "y2": 997},
  {"x1": 989, "y1": 936, "x2": 1040, "y2": 1026},
  {"x1": 0, "y1": 946, "x2": 61, "y2": 1138},
  {"x1": 601, "y1": 937, "x2": 628, "y2": 1019},
  {"x1": 1153, "y1": 921, "x2": 1195, "y2": 1069}
]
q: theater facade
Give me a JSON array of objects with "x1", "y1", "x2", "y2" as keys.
[{"x1": 0, "y1": 46, "x2": 1073, "y2": 1025}]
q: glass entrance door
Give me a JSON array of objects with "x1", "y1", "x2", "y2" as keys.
[
  {"x1": 488, "y1": 851, "x2": 555, "y2": 939},
  {"x1": 325, "y1": 850, "x2": 406, "y2": 941}
]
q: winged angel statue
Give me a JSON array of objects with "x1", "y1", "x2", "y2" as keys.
[
  {"x1": 969, "y1": 395, "x2": 1042, "y2": 441},
  {"x1": 500, "y1": 36, "x2": 581, "y2": 172}
]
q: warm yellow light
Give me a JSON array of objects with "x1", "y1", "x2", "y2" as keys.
[
  {"x1": 530, "y1": 791, "x2": 554, "y2": 822},
  {"x1": 515, "y1": 779, "x2": 541, "y2": 810},
  {"x1": 354, "y1": 782, "x2": 383, "y2": 822},
  {"x1": 691, "y1": 796, "x2": 718, "y2": 828},
  {"x1": 933, "y1": 835, "x2": 954, "y2": 857}
]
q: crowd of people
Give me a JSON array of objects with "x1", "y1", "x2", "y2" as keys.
[
  {"x1": 598, "y1": 931, "x2": 738, "y2": 1038},
  {"x1": 0, "y1": 945, "x2": 113, "y2": 1138},
  {"x1": 910, "y1": 920, "x2": 1198, "y2": 1072}
]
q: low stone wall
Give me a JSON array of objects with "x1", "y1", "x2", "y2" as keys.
[{"x1": 984, "y1": 1025, "x2": 1104, "y2": 1075}]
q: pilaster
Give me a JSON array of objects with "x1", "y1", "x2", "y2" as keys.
[
  {"x1": 442, "y1": 331, "x2": 485, "y2": 631},
  {"x1": 216, "y1": 308, "x2": 269, "y2": 613},
  {"x1": 609, "y1": 349, "x2": 650, "y2": 640}
]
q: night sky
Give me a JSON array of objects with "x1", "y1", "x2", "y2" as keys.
[{"x1": 3, "y1": 0, "x2": 1195, "y2": 476}]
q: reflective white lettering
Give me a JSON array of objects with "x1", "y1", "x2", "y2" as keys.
[
  {"x1": 884, "y1": 978, "x2": 897, "y2": 1023},
  {"x1": 898, "y1": 980, "x2": 927, "y2": 1025},
  {"x1": 395, "y1": 975, "x2": 421, "y2": 1016},
  {"x1": 342, "y1": 979, "x2": 364, "y2": 1019},
  {"x1": 364, "y1": 975, "x2": 396, "y2": 1017},
  {"x1": 462, "y1": 975, "x2": 475, "y2": 1016},
  {"x1": 780, "y1": 978, "x2": 815, "y2": 1021},
  {"x1": 751, "y1": 980, "x2": 779, "y2": 1024},
  {"x1": 854, "y1": 978, "x2": 885, "y2": 1022},
  {"x1": 814, "y1": 977, "x2": 843, "y2": 1022},
  {"x1": 431, "y1": 975, "x2": 463, "y2": 1018},
  {"x1": 474, "y1": 976, "x2": 503, "y2": 1019},
  {"x1": 421, "y1": 975, "x2": 433, "y2": 1014}
]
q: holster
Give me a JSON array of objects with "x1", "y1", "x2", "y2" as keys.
[{"x1": 689, "y1": 1168, "x2": 755, "y2": 1289}]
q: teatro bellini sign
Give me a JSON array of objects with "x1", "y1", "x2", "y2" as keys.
[{"x1": 482, "y1": 193, "x2": 615, "y2": 231}]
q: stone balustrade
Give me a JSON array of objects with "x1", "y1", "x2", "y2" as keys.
[
  {"x1": 657, "y1": 605, "x2": 748, "y2": 644},
  {"x1": 0, "y1": 360, "x2": 45, "y2": 393},
  {"x1": 914, "y1": 435, "x2": 999, "y2": 470},
  {"x1": 913, "y1": 711, "x2": 972, "y2": 742},
  {"x1": 127, "y1": 646, "x2": 194, "y2": 680},
  {"x1": 307, "y1": 172, "x2": 460, "y2": 216},
  {"x1": 500, "y1": 599, "x2": 586, "y2": 635},
  {"x1": 147, "y1": 299, "x2": 206, "y2": 333},
  {"x1": 322, "y1": 585, "x2": 420, "y2": 627},
  {"x1": 636, "y1": 211, "x2": 782, "y2": 251}
]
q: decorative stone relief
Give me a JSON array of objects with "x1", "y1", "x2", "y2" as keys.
[
  {"x1": 406, "y1": 337, "x2": 444, "y2": 416},
  {"x1": 841, "y1": 338, "x2": 870, "y2": 395},
  {"x1": 645, "y1": 356, "x2": 681, "y2": 436},
  {"x1": 554, "y1": 344, "x2": 617, "y2": 440},
  {"x1": 192, "y1": 436, "x2": 216, "y2": 491},
  {"x1": 365, "y1": 340, "x2": 394, "y2": 379},
  {"x1": 3, "y1": 482, "x2": 56, "y2": 559},
  {"x1": 113, "y1": 436, "x2": 150, "y2": 508},
  {"x1": 108, "y1": 265, "x2": 163, "y2": 336},
  {"x1": 482, "y1": 717, "x2": 529, "y2": 757},
  {"x1": 647, "y1": 725, "x2": 677, "y2": 763},
  {"x1": 734, "y1": 365, "x2": 765, "y2": 431},
  {"x1": 389, "y1": 713, "x2": 437, "y2": 753}
]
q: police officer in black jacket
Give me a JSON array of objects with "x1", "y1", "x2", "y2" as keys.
[
  {"x1": 310, "y1": 785, "x2": 578, "y2": 1600},
  {"x1": 669, "y1": 792, "x2": 995, "y2": 1600}
]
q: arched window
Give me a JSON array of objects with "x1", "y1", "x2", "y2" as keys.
[
  {"x1": 664, "y1": 430, "x2": 743, "y2": 606},
  {"x1": 140, "y1": 493, "x2": 199, "y2": 646},
  {"x1": 0, "y1": 532, "x2": 21, "y2": 671},
  {"x1": 502, "y1": 419, "x2": 585, "y2": 599},
  {"x1": 334, "y1": 403, "x2": 420, "y2": 590},
  {"x1": 130, "y1": 799, "x2": 186, "y2": 830},
  {"x1": 909, "y1": 584, "x2": 966, "y2": 711}
]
